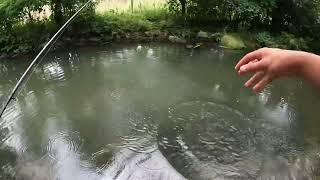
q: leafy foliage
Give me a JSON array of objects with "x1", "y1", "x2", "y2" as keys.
[
  {"x1": 0, "y1": 0, "x2": 47, "y2": 30},
  {"x1": 167, "y1": 0, "x2": 320, "y2": 34},
  {"x1": 256, "y1": 32, "x2": 309, "y2": 50},
  {"x1": 0, "y1": 0, "x2": 96, "y2": 56}
]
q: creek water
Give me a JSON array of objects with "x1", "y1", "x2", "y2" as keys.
[{"x1": 0, "y1": 43, "x2": 320, "y2": 179}]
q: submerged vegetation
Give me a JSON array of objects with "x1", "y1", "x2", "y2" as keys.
[{"x1": 1, "y1": 0, "x2": 320, "y2": 58}]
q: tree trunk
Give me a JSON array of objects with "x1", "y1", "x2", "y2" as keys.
[
  {"x1": 271, "y1": 5, "x2": 282, "y2": 33},
  {"x1": 271, "y1": 0, "x2": 294, "y2": 33},
  {"x1": 179, "y1": 0, "x2": 186, "y2": 15},
  {"x1": 131, "y1": 0, "x2": 134, "y2": 13},
  {"x1": 51, "y1": 0, "x2": 63, "y2": 26}
]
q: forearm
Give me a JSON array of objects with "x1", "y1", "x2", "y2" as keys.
[
  {"x1": 235, "y1": 48, "x2": 320, "y2": 92},
  {"x1": 297, "y1": 52, "x2": 320, "y2": 87}
]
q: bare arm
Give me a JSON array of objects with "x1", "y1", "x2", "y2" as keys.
[{"x1": 235, "y1": 48, "x2": 320, "y2": 93}]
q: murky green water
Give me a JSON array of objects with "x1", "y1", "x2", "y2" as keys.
[{"x1": 1, "y1": 43, "x2": 320, "y2": 179}]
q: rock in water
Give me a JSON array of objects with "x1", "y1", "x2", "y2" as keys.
[
  {"x1": 185, "y1": 45, "x2": 194, "y2": 49},
  {"x1": 197, "y1": 31, "x2": 210, "y2": 39},
  {"x1": 185, "y1": 43, "x2": 202, "y2": 49},
  {"x1": 168, "y1": 36, "x2": 186, "y2": 44},
  {"x1": 88, "y1": 37, "x2": 100, "y2": 43},
  {"x1": 193, "y1": 43, "x2": 203, "y2": 49}
]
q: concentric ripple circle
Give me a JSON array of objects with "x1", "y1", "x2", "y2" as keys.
[
  {"x1": 165, "y1": 101, "x2": 255, "y2": 164},
  {"x1": 46, "y1": 131, "x2": 83, "y2": 160},
  {"x1": 158, "y1": 101, "x2": 303, "y2": 179}
]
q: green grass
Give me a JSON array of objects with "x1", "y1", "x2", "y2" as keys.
[
  {"x1": 96, "y1": 6, "x2": 170, "y2": 32},
  {"x1": 96, "y1": 0, "x2": 165, "y2": 13},
  {"x1": 99, "y1": 12, "x2": 153, "y2": 32}
]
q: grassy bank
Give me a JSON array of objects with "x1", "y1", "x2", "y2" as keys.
[
  {"x1": 96, "y1": 0, "x2": 165, "y2": 13},
  {"x1": 0, "y1": 4, "x2": 313, "y2": 59}
]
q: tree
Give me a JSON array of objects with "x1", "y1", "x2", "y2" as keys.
[
  {"x1": 49, "y1": 0, "x2": 96, "y2": 26},
  {"x1": 51, "y1": 0, "x2": 63, "y2": 26},
  {"x1": 270, "y1": 0, "x2": 320, "y2": 34},
  {"x1": 167, "y1": 0, "x2": 320, "y2": 35},
  {"x1": 0, "y1": 0, "x2": 47, "y2": 29},
  {"x1": 179, "y1": 0, "x2": 186, "y2": 15}
]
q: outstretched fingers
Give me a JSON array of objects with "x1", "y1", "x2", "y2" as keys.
[
  {"x1": 235, "y1": 49, "x2": 263, "y2": 71},
  {"x1": 238, "y1": 60, "x2": 268, "y2": 75},
  {"x1": 245, "y1": 71, "x2": 265, "y2": 88},
  {"x1": 253, "y1": 74, "x2": 273, "y2": 93}
]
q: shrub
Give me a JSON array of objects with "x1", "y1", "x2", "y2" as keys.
[
  {"x1": 256, "y1": 32, "x2": 308, "y2": 50},
  {"x1": 277, "y1": 32, "x2": 309, "y2": 50},
  {"x1": 256, "y1": 32, "x2": 276, "y2": 47}
]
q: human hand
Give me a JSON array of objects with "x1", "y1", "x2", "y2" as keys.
[{"x1": 235, "y1": 48, "x2": 304, "y2": 93}]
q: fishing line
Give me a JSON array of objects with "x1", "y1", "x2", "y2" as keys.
[{"x1": 0, "y1": 0, "x2": 93, "y2": 117}]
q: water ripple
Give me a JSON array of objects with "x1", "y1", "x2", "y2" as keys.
[
  {"x1": 43, "y1": 61, "x2": 66, "y2": 82},
  {"x1": 159, "y1": 100, "x2": 305, "y2": 179},
  {"x1": 46, "y1": 131, "x2": 83, "y2": 161}
]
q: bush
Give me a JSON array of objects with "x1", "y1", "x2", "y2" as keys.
[
  {"x1": 277, "y1": 32, "x2": 309, "y2": 50},
  {"x1": 256, "y1": 32, "x2": 276, "y2": 47},
  {"x1": 100, "y1": 11, "x2": 152, "y2": 32},
  {"x1": 137, "y1": 6, "x2": 169, "y2": 22},
  {"x1": 256, "y1": 32, "x2": 308, "y2": 50},
  {"x1": 0, "y1": 21, "x2": 54, "y2": 55}
]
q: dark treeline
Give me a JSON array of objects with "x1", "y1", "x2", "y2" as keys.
[
  {"x1": 169, "y1": 0, "x2": 320, "y2": 34},
  {"x1": 168, "y1": 0, "x2": 320, "y2": 50}
]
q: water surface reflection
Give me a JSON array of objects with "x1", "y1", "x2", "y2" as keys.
[{"x1": 0, "y1": 44, "x2": 320, "y2": 179}]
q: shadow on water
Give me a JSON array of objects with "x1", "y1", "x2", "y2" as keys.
[
  {"x1": 0, "y1": 43, "x2": 320, "y2": 179},
  {"x1": 0, "y1": 125, "x2": 17, "y2": 180}
]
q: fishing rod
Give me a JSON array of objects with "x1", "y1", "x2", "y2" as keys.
[{"x1": 0, "y1": 0, "x2": 93, "y2": 118}]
